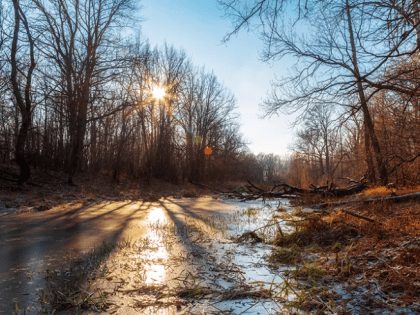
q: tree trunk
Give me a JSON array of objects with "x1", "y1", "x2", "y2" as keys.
[
  {"x1": 15, "y1": 115, "x2": 31, "y2": 185},
  {"x1": 68, "y1": 117, "x2": 87, "y2": 184},
  {"x1": 10, "y1": 0, "x2": 35, "y2": 186},
  {"x1": 319, "y1": 154, "x2": 324, "y2": 177},
  {"x1": 412, "y1": 0, "x2": 420, "y2": 49},
  {"x1": 364, "y1": 122, "x2": 376, "y2": 183},
  {"x1": 325, "y1": 134, "x2": 330, "y2": 176},
  {"x1": 113, "y1": 109, "x2": 127, "y2": 183},
  {"x1": 67, "y1": 60, "x2": 93, "y2": 184},
  {"x1": 346, "y1": 0, "x2": 388, "y2": 185},
  {"x1": 186, "y1": 129, "x2": 194, "y2": 180}
]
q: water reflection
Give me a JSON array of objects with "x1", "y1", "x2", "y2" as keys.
[
  {"x1": 143, "y1": 207, "x2": 168, "y2": 285},
  {"x1": 0, "y1": 200, "x2": 148, "y2": 314},
  {"x1": 147, "y1": 207, "x2": 167, "y2": 224}
]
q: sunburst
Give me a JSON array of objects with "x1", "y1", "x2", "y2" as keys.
[{"x1": 152, "y1": 86, "x2": 165, "y2": 100}]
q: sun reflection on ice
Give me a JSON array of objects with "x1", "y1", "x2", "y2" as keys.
[
  {"x1": 143, "y1": 207, "x2": 168, "y2": 285},
  {"x1": 147, "y1": 207, "x2": 167, "y2": 224}
]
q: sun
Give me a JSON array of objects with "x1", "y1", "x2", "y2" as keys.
[{"x1": 152, "y1": 86, "x2": 165, "y2": 100}]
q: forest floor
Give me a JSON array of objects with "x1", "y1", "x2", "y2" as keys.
[
  {"x1": 0, "y1": 165, "x2": 213, "y2": 214},
  {"x1": 269, "y1": 186, "x2": 420, "y2": 314},
  {"x1": 1, "y1": 166, "x2": 420, "y2": 314}
]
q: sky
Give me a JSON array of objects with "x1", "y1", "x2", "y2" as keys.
[{"x1": 139, "y1": 0, "x2": 296, "y2": 156}]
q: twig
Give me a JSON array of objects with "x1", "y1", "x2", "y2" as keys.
[
  {"x1": 340, "y1": 208, "x2": 380, "y2": 223},
  {"x1": 319, "y1": 208, "x2": 380, "y2": 224},
  {"x1": 246, "y1": 180, "x2": 265, "y2": 192}
]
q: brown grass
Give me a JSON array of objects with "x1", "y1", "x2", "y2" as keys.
[
  {"x1": 272, "y1": 200, "x2": 420, "y2": 303},
  {"x1": 273, "y1": 214, "x2": 359, "y2": 248},
  {"x1": 363, "y1": 185, "x2": 420, "y2": 197},
  {"x1": 325, "y1": 201, "x2": 420, "y2": 296}
]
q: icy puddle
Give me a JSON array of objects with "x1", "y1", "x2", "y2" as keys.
[
  {"x1": 93, "y1": 198, "x2": 296, "y2": 315},
  {"x1": 142, "y1": 208, "x2": 169, "y2": 285},
  {"x1": 187, "y1": 199, "x2": 294, "y2": 314},
  {"x1": 26, "y1": 197, "x2": 305, "y2": 314}
]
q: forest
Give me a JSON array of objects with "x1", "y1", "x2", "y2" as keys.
[
  {"x1": 0, "y1": 0, "x2": 250, "y2": 186},
  {"x1": 1, "y1": 0, "x2": 420, "y2": 191}
]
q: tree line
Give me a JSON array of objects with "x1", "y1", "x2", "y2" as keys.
[
  {"x1": 5, "y1": 0, "x2": 420, "y2": 189},
  {"x1": 0, "y1": 0, "x2": 270, "y2": 186}
]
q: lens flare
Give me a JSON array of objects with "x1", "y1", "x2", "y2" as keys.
[{"x1": 204, "y1": 147, "x2": 212, "y2": 155}]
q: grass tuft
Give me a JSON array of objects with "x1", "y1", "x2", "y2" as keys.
[{"x1": 40, "y1": 241, "x2": 121, "y2": 312}]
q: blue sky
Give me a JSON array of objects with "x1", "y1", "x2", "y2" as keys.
[{"x1": 140, "y1": 0, "x2": 295, "y2": 155}]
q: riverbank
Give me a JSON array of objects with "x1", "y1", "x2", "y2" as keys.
[{"x1": 270, "y1": 189, "x2": 420, "y2": 314}]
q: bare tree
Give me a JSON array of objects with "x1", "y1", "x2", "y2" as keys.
[
  {"x1": 33, "y1": 0, "x2": 138, "y2": 184},
  {"x1": 10, "y1": 0, "x2": 36, "y2": 185},
  {"x1": 292, "y1": 104, "x2": 346, "y2": 182}
]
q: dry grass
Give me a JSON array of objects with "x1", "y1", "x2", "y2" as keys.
[
  {"x1": 181, "y1": 187, "x2": 199, "y2": 198},
  {"x1": 363, "y1": 185, "x2": 420, "y2": 197},
  {"x1": 332, "y1": 202, "x2": 419, "y2": 292},
  {"x1": 40, "y1": 242, "x2": 116, "y2": 312},
  {"x1": 268, "y1": 200, "x2": 420, "y2": 313},
  {"x1": 363, "y1": 186, "x2": 395, "y2": 196},
  {"x1": 273, "y1": 214, "x2": 359, "y2": 248},
  {"x1": 271, "y1": 200, "x2": 420, "y2": 306}
]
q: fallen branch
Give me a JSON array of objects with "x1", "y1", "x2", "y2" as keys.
[
  {"x1": 364, "y1": 191, "x2": 420, "y2": 204},
  {"x1": 311, "y1": 200, "x2": 359, "y2": 209},
  {"x1": 192, "y1": 178, "x2": 367, "y2": 201},
  {"x1": 242, "y1": 178, "x2": 366, "y2": 201},
  {"x1": 337, "y1": 209, "x2": 381, "y2": 224}
]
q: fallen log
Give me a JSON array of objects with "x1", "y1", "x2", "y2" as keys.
[
  {"x1": 271, "y1": 178, "x2": 366, "y2": 198},
  {"x1": 190, "y1": 178, "x2": 367, "y2": 201},
  {"x1": 364, "y1": 191, "x2": 420, "y2": 204},
  {"x1": 312, "y1": 191, "x2": 420, "y2": 209}
]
